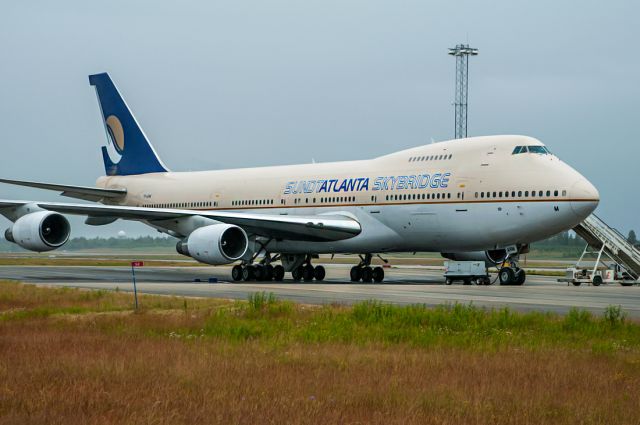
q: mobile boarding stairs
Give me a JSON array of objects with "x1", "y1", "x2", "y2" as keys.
[{"x1": 562, "y1": 214, "x2": 640, "y2": 286}]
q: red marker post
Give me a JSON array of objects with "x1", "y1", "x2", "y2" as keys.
[{"x1": 131, "y1": 261, "x2": 144, "y2": 309}]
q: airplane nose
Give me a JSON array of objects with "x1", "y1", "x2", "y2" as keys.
[{"x1": 570, "y1": 178, "x2": 599, "y2": 220}]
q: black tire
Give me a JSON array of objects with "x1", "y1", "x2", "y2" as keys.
[
  {"x1": 350, "y1": 266, "x2": 362, "y2": 282},
  {"x1": 592, "y1": 275, "x2": 603, "y2": 286},
  {"x1": 314, "y1": 265, "x2": 326, "y2": 281},
  {"x1": 242, "y1": 265, "x2": 254, "y2": 281},
  {"x1": 445, "y1": 278, "x2": 453, "y2": 285},
  {"x1": 515, "y1": 269, "x2": 526, "y2": 285},
  {"x1": 231, "y1": 265, "x2": 243, "y2": 282},
  {"x1": 263, "y1": 264, "x2": 274, "y2": 281},
  {"x1": 620, "y1": 281, "x2": 634, "y2": 287},
  {"x1": 273, "y1": 265, "x2": 285, "y2": 281},
  {"x1": 499, "y1": 267, "x2": 515, "y2": 285},
  {"x1": 572, "y1": 281, "x2": 582, "y2": 287},
  {"x1": 291, "y1": 266, "x2": 303, "y2": 281},
  {"x1": 302, "y1": 264, "x2": 315, "y2": 282},
  {"x1": 372, "y1": 266, "x2": 384, "y2": 283},
  {"x1": 361, "y1": 266, "x2": 373, "y2": 283},
  {"x1": 254, "y1": 265, "x2": 266, "y2": 281}
]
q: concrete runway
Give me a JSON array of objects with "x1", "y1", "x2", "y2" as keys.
[{"x1": 1, "y1": 264, "x2": 639, "y2": 317}]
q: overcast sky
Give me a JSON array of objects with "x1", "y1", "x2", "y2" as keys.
[{"x1": 0, "y1": 0, "x2": 637, "y2": 238}]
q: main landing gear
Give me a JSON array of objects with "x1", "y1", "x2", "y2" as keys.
[
  {"x1": 350, "y1": 254, "x2": 385, "y2": 283},
  {"x1": 231, "y1": 253, "x2": 286, "y2": 282},
  {"x1": 231, "y1": 263, "x2": 286, "y2": 282},
  {"x1": 291, "y1": 256, "x2": 326, "y2": 282},
  {"x1": 497, "y1": 257, "x2": 526, "y2": 286}
]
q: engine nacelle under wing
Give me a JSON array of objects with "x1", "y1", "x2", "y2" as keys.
[
  {"x1": 4, "y1": 211, "x2": 70, "y2": 252},
  {"x1": 177, "y1": 224, "x2": 249, "y2": 265},
  {"x1": 441, "y1": 249, "x2": 509, "y2": 265},
  {"x1": 442, "y1": 245, "x2": 529, "y2": 265}
]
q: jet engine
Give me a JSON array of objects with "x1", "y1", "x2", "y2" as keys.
[
  {"x1": 176, "y1": 224, "x2": 249, "y2": 265},
  {"x1": 4, "y1": 211, "x2": 71, "y2": 252}
]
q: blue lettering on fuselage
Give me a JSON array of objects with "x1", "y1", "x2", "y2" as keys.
[{"x1": 283, "y1": 173, "x2": 451, "y2": 194}]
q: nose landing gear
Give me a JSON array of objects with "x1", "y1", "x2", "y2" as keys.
[
  {"x1": 350, "y1": 254, "x2": 385, "y2": 283},
  {"x1": 498, "y1": 257, "x2": 526, "y2": 286}
]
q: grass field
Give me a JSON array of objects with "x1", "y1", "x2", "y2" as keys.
[{"x1": 1, "y1": 281, "x2": 639, "y2": 424}]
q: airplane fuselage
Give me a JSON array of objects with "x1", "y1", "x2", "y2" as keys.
[{"x1": 97, "y1": 135, "x2": 599, "y2": 254}]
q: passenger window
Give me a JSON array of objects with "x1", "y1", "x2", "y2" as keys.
[
  {"x1": 562, "y1": 190, "x2": 567, "y2": 196},
  {"x1": 531, "y1": 191, "x2": 536, "y2": 197},
  {"x1": 518, "y1": 191, "x2": 522, "y2": 197},
  {"x1": 525, "y1": 191, "x2": 529, "y2": 197},
  {"x1": 554, "y1": 190, "x2": 559, "y2": 196},
  {"x1": 480, "y1": 192, "x2": 484, "y2": 198}
]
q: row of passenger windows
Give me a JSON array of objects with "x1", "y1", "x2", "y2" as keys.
[
  {"x1": 512, "y1": 145, "x2": 552, "y2": 155},
  {"x1": 144, "y1": 201, "x2": 218, "y2": 209},
  {"x1": 475, "y1": 189, "x2": 566, "y2": 199},
  {"x1": 386, "y1": 192, "x2": 453, "y2": 201},
  {"x1": 293, "y1": 196, "x2": 356, "y2": 204},
  {"x1": 143, "y1": 189, "x2": 565, "y2": 209},
  {"x1": 409, "y1": 153, "x2": 453, "y2": 162},
  {"x1": 232, "y1": 199, "x2": 275, "y2": 206}
]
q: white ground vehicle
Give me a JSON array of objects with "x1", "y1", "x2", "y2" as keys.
[
  {"x1": 559, "y1": 265, "x2": 635, "y2": 287},
  {"x1": 444, "y1": 261, "x2": 490, "y2": 285}
]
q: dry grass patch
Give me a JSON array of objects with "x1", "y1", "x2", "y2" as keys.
[{"x1": 0, "y1": 282, "x2": 639, "y2": 424}]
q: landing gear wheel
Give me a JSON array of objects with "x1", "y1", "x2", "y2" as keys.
[
  {"x1": 273, "y1": 265, "x2": 285, "y2": 281},
  {"x1": 231, "y1": 265, "x2": 243, "y2": 282},
  {"x1": 499, "y1": 267, "x2": 515, "y2": 286},
  {"x1": 291, "y1": 266, "x2": 303, "y2": 281},
  {"x1": 302, "y1": 264, "x2": 315, "y2": 282},
  {"x1": 242, "y1": 265, "x2": 254, "y2": 281},
  {"x1": 254, "y1": 265, "x2": 266, "y2": 281},
  {"x1": 592, "y1": 275, "x2": 603, "y2": 286},
  {"x1": 314, "y1": 265, "x2": 326, "y2": 281},
  {"x1": 572, "y1": 281, "x2": 582, "y2": 287},
  {"x1": 262, "y1": 264, "x2": 274, "y2": 281},
  {"x1": 515, "y1": 269, "x2": 526, "y2": 285},
  {"x1": 372, "y1": 266, "x2": 384, "y2": 283},
  {"x1": 361, "y1": 266, "x2": 373, "y2": 283},
  {"x1": 350, "y1": 266, "x2": 362, "y2": 282}
]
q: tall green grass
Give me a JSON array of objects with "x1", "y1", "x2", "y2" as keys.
[{"x1": 193, "y1": 294, "x2": 640, "y2": 352}]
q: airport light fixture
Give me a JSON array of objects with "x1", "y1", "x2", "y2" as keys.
[{"x1": 448, "y1": 44, "x2": 478, "y2": 139}]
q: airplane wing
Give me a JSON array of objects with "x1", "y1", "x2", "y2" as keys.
[
  {"x1": 0, "y1": 178, "x2": 126, "y2": 202},
  {"x1": 0, "y1": 200, "x2": 361, "y2": 242}
]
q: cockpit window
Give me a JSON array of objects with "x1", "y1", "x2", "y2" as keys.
[
  {"x1": 528, "y1": 146, "x2": 549, "y2": 154},
  {"x1": 512, "y1": 145, "x2": 551, "y2": 155}
]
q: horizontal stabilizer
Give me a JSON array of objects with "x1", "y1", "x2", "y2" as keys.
[{"x1": 0, "y1": 178, "x2": 126, "y2": 202}]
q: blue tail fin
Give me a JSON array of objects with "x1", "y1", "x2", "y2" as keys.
[{"x1": 89, "y1": 73, "x2": 169, "y2": 176}]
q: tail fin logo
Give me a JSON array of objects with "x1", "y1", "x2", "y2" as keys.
[{"x1": 105, "y1": 115, "x2": 124, "y2": 163}]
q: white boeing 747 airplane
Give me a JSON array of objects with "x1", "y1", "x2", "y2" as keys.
[{"x1": 0, "y1": 73, "x2": 599, "y2": 285}]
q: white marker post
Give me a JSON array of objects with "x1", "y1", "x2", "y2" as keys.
[{"x1": 130, "y1": 261, "x2": 144, "y2": 309}]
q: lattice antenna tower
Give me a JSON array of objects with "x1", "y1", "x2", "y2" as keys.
[{"x1": 448, "y1": 44, "x2": 478, "y2": 139}]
